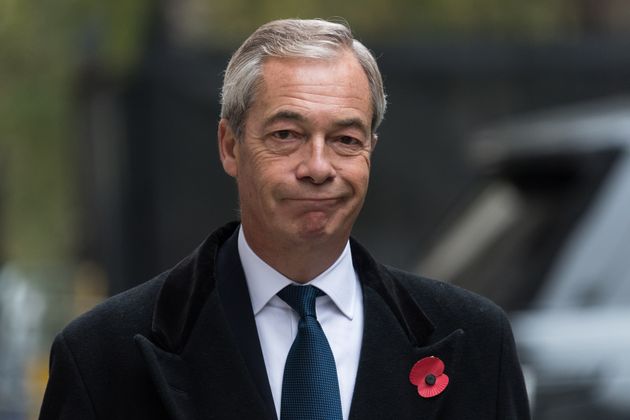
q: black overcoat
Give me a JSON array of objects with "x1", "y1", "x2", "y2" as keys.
[{"x1": 40, "y1": 222, "x2": 530, "y2": 419}]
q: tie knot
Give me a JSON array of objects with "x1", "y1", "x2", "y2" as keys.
[{"x1": 278, "y1": 285, "x2": 323, "y2": 319}]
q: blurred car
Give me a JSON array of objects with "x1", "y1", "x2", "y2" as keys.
[{"x1": 417, "y1": 96, "x2": 630, "y2": 419}]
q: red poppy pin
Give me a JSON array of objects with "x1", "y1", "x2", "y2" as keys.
[{"x1": 409, "y1": 356, "x2": 449, "y2": 398}]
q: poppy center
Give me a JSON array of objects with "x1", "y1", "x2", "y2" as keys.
[{"x1": 425, "y1": 374, "x2": 436, "y2": 386}]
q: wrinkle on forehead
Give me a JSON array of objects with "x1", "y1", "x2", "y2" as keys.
[
  {"x1": 252, "y1": 53, "x2": 373, "y2": 129},
  {"x1": 264, "y1": 53, "x2": 369, "y2": 92}
]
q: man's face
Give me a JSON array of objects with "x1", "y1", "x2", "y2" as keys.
[{"x1": 219, "y1": 50, "x2": 374, "y2": 251}]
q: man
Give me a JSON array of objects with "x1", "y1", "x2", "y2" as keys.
[{"x1": 40, "y1": 19, "x2": 530, "y2": 419}]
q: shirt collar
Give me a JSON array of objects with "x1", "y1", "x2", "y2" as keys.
[{"x1": 237, "y1": 226, "x2": 357, "y2": 320}]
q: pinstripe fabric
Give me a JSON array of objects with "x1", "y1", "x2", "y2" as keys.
[{"x1": 278, "y1": 285, "x2": 343, "y2": 420}]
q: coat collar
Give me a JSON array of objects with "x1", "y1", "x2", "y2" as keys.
[
  {"x1": 136, "y1": 222, "x2": 465, "y2": 419},
  {"x1": 148, "y1": 222, "x2": 239, "y2": 354},
  {"x1": 148, "y1": 222, "x2": 438, "y2": 354},
  {"x1": 349, "y1": 237, "x2": 435, "y2": 347}
]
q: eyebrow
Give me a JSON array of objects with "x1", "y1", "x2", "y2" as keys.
[
  {"x1": 262, "y1": 111, "x2": 306, "y2": 128},
  {"x1": 263, "y1": 111, "x2": 370, "y2": 136}
]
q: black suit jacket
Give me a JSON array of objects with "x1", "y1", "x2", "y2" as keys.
[{"x1": 39, "y1": 222, "x2": 530, "y2": 419}]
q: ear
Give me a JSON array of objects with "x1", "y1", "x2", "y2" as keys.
[{"x1": 218, "y1": 119, "x2": 238, "y2": 178}]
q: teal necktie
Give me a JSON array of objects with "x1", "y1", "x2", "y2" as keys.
[{"x1": 278, "y1": 285, "x2": 343, "y2": 420}]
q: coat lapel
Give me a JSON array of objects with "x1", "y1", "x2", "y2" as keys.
[
  {"x1": 349, "y1": 240, "x2": 466, "y2": 420},
  {"x1": 134, "y1": 223, "x2": 274, "y2": 420},
  {"x1": 215, "y1": 229, "x2": 277, "y2": 419},
  {"x1": 135, "y1": 290, "x2": 271, "y2": 419}
]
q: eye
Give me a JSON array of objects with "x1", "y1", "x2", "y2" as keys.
[
  {"x1": 329, "y1": 134, "x2": 369, "y2": 156},
  {"x1": 265, "y1": 129, "x2": 304, "y2": 155},
  {"x1": 337, "y1": 136, "x2": 361, "y2": 146},
  {"x1": 271, "y1": 130, "x2": 300, "y2": 141}
]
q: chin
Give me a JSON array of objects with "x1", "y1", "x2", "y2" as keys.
[
  {"x1": 295, "y1": 213, "x2": 353, "y2": 242},
  {"x1": 295, "y1": 222, "x2": 330, "y2": 239}
]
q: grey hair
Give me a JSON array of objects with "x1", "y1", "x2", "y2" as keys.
[{"x1": 220, "y1": 19, "x2": 387, "y2": 140}]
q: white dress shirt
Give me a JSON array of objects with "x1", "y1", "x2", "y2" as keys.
[{"x1": 238, "y1": 227, "x2": 364, "y2": 420}]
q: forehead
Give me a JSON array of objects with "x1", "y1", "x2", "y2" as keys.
[{"x1": 251, "y1": 52, "x2": 372, "y2": 122}]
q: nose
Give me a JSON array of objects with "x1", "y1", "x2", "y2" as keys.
[{"x1": 295, "y1": 137, "x2": 336, "y2": 184}]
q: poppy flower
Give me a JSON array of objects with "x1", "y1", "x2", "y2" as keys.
[{"x1": 409, "y1": 356, "x2": 449, "y2": 398}]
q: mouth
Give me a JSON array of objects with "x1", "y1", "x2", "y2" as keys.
[
  {"x1": 288, "y1": 197, "x2": 340, "y2": 201},
  {"x1": 286, "y1": 196, "x2": 343, "y2": 203},
  {"x1": 284, "y1": 197, "x2": 343, "y2": 209}
]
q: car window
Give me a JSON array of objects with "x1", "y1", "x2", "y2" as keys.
[{"x1": 418, "y1": 148, "x2": 620, "y2": 311}]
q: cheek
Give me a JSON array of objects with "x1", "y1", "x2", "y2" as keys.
[
  {"x1": 344, "y1": 157, "x2": 371, "y2": 190},
  {"x1": 238, "y1": 146, "x2": 272, "y2": 183},
  {"x1": 238, "y1": 150, "x2": 291, "y2": 196},
  {"x1": 244, "y1": 142, "x2": 289, "y2": 171}
]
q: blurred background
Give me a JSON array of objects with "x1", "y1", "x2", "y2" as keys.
[{"x1": 2, "y1": 0, "x2": 630, "y2": 418}]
